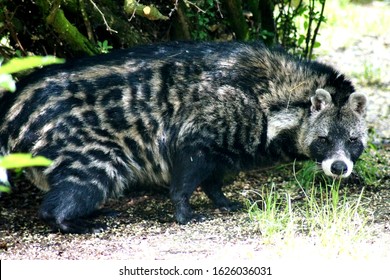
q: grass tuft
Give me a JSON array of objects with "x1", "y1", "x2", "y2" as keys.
[{"x1": 246, "y1": 160, "x2": 373, "y2": 257}]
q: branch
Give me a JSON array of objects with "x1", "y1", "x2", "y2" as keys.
[
  {"x1": 45, "y1": 0, "x2": 97, "y2": 55},
  {"x1": 304, "y1": 0, "x2": 315, "y2": 58},
  {"x1": 89, "y1": 0, "x2": 118, "y2": 33},
  {"x1": 183, "y1": 0, "x2": 206, "y2": 13},
  {"x1": 308, "y1": 0, "x2": 326, "y2": 60},
  {"x1": 124, "y1": 0, "x2": 169, "y2": 21}
]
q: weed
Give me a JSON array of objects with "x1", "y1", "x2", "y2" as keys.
[
  {"x1": 97, "y1": 40, "x2": 113, "y2": 54},
  {"x1": 352, "y1": 61, "x2": 382, "y2": 86},
  {"x1": 246, "y1": 160, "x2": 371, "y2": 256},
  {"x1": 299, "y1": 179, "x2": 370, "y2": 251},
  {"x1": 245, "y1": 184, "x2": 295, "y2": 241},
  {"x1": 355, "y1": 144, "x2": 386, "y2": 186},
  {"x1": 275, "y1": 0, "x2": 327, "y2": 59}
]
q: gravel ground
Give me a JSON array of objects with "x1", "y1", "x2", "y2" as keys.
[
  {"x1": 1, "y1": 5, "x2": 389, "y2": 260},
  {"x1": 318, "y1": 34, "x2": 390, "y2": 141}
]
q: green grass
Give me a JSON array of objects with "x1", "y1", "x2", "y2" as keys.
[
  {"x1": 246, "y1": 159, "x2": 374, "y2": 257},
  {"x1": 298, "y1": 179, "x2": 370, "y2": 252},
  {"x1": 244, "y1": 0, "x2": 389, "y2": 258},
  {"x1": 245, "y1": 184, "x2": 295, "y2": 242},
  {"x1": 351, "y1": 61, "x2": 383, "y2": 87},
  {"x1": 355, "y1": 144, "x2": 386, "y2": 186},
  {"x1": 316, "y1": 0, "x2": 389, "y2": 54},
  {"x1": 325, "y1": 0, "x2": 389, "y2": 34},
  {"x1": 326, "y1": 0, "x2": 388, "y2": 34}
]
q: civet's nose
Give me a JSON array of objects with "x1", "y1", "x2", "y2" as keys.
[{"x1": 331, "y1": 160, "x2": 348, "y2": 175}]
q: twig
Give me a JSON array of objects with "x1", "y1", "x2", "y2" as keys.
[
  {"x1": 184, "y1": 0, "x2": 206, "y2": 13},
  {"x1": 89, "y1": 0, "x2": 118, "y2": 33},
  {"x1": 128, "y1": 0, "x2": 139, "y2": 22},
  {"x1": 308, "y1": 0, "x2": 326, "y2": 60},
  {"x1": 4, "y1": 7, "x2": 26, "y2": 55},
  {"x1": 215, "y1": 0, "x2": 223, "y2": 18},
  {"x1": 304, "y1": 0, "x2": 315, "y2": 59},
  {"x1": 169, "y1": 0, "x2": 179, "y2": 18},
  {"x1": 286, "y1": 81, "x2": 307, "y2": 110},
  {"x1": 125, "y1": 0, "x2": 168, "y2": 21}
]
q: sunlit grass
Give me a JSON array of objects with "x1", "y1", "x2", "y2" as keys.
[
  {"x1": 245, "y1": 161, "x2": 373, "y2": 257},
  {"x1": 324, "y1": 0, "x2": 389, "y2": 34},
  {"x1": 318, "y1": 0, "x2": 390, "y2": 52},
  {"x1": 244, "y1": 0, "x2": 388, "y2": 259}
]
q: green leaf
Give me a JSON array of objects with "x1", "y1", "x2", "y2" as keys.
[
  {"x1": 0, "y1": 153, "x2": 52, "y2": 169},
  {"x1": 0, "y1": 73, "x2": 16, "y2": 92},
  {"x1": 0, "y1": 56, "x2": 65, "y2": 75},
  {"x1": 313, "y1": 41, "x2": 321, "y2": 48},
  {"x1": 298, "y1": 35, "x2": 306, "y2": 46},
  {"x1": 0, "y1": 185, "x2": 11, "y2": 193}
]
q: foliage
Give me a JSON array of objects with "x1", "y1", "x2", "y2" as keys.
[
  {"x1": 97, "y1": 40, "x2": 113, "y2": 54},
  {"x1": 0, "y1": 71, "x2": 14, "y2": 92},
  {"x1": 275, "y1": 0, "x2": 327, "y2": 59},
  {"x1": 185, "y1": 0, "x2": 223, "y2": 41},
  {"x1": 0, "y1": 0, "x2": 327, "y2": 59},
  {"x1": 0, "y1": 55, "x2": 64, "y2": 92},
  {"x1": 0, "y1": 154, "x2": 52, "y2": 170},
  {"x1": 0, "y1": 154, "x2": 52, "y2": 193},
  {"x1": 300, "y1": 180, "x2": 369, "y2": 250},
  {"x1": 0, "y1": 55, "x2": 61, "y2": 193},
  {"x1": 354, "y1": 132, "x2": 388, "y2": 186},
  {"x1": 0, "y1": 56, "x2": 64, "y2": 75},
  {"x1": 245, "y1": 130, "x2": 385, "y2": 251}
]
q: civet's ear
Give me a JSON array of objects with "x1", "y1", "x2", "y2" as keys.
[
  {"x1": 346, "y1": 92, "x2": 367, "y2": 116},
  {"x1": 311, "y1": 89, "x2": 332, "y2": 113}
]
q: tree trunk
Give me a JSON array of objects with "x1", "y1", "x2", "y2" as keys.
[
  {"x1": 259, "y1": 0, "x2": 276, "y2": 45},
  {"x1": 36, "y1": 0, "x2": 97, "y2": 56},
  {"x1": 47, "y1": 7, "x2": 97, "y2": 55},
  {"x1": 170, "y1": 0, "x2": 191, "y2": 41},
  {"x1": 222, "y1": 0, "x2": 249, "y2": 41}
]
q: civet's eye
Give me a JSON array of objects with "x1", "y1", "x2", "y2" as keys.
[
  {"x1": 349, "y1": 136, "x2": 358, "y2": 143},
  {"x1": 318, "y1": 136, "x2": 328, "y2": 143}
]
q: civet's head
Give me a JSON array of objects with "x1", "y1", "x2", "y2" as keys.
[{"x1": 301, "y1": 89, "x2": 367, "y2": 178}]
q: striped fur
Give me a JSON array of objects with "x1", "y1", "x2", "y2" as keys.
[{"x1": 0, "y1": 42, "x2": 367, "y2": 233}]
